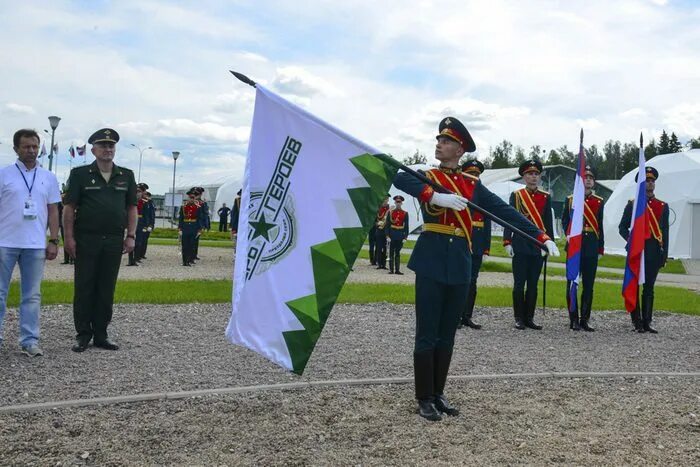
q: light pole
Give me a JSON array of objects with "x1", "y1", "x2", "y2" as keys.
[
  {"x1": 130, "y1": 143, "x2": 152, "y2": 183},
  {"x1": 171, "y1": 151, "x2": 180, "y2": 224},
  {"x1": 47, "y1": 116, "x2": 61, "y2": 173}
]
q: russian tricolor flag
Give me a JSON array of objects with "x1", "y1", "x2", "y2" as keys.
[
  {"x1": 622, "y1": 134, "x2": 647, "y2": 313},
  {"x1": 566, "y1": 129, "x2": 586, "y2": 315}
]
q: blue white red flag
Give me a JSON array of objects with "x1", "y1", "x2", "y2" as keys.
[
  {"x1": 69, "y1": 145, "x2": 75, "y2": 158},
  {"x1": 40, "y1": 143, "x2": 47, "y2": 157},
  {"x1": 622, "y1": 135, "x2": 647, "y2": 312},
  {"x1": 565, "y1": 130, "x2": 586, "y2": 315}
]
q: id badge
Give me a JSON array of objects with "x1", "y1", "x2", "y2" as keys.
[{"x1": 23, "y1": 198, "x2": 38, "y2": 220}]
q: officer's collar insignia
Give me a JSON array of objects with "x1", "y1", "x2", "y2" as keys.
[{"x1": 91, "y1": 179, "x2": 95, "y2": 184}]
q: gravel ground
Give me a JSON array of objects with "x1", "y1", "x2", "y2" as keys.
[{"x1": 0, "y1": 303, "x2": 698, "y2": 464}]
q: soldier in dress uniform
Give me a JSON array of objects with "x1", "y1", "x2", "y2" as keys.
[
  {"x1": 193, "y1": 187, "x2": 209, "y2": 261},
  {"x1": 128, "y1": 182, "x2": 149, "y2": 266},
  {"x1": 373, "y1": 195, "x2": 391, "y2": 269},
  {"x1": 394, "y1": 117, "x2": 559, "y2": 421},
  {"x1": 386, "y1": 195, "x2": 409, "y2": 275},
  {"x1": 140, "y1": 191, "x2": 156, "y2": 260},
  {"x1": 230, "y1": 189, "x2": 242, "y2": 251},
  {"x1": 618, "y1": 166, "x2": 669, "y2": 333},
  {"x1": 179, "y1": 188, "x2": 205, "y2": 266},
  {"x1": 561, "y1": 165, "x2": 604, "y2": 331},
  {"x1": 218, "y1": 203, "x2": 231, "y2": 232},
  {"x1": 504, "y1": 159, "x2": 555, "y2": 330},
  {"x1": 459, "y1": 159, "x2": 490, "y2": 330}
]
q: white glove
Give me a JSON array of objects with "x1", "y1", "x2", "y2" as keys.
[
  {"x1": 598, "y1": 254, "x2": 603, "y2": 260},
  {"x1": 429, "y1": 192, "x2": 468, "y2": 211},
  {"x1": 505, "y1": 245, "x2": 514, "y2": 257},
  {"x1": 542, "y1": 240, "x2": 560, "y2": 257},
  {"x1": 147, "y1": 227, "x2": 153, "y2": 232}
]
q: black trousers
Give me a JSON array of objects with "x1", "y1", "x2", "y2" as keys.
[
  {"x1": 415, "y1": 274, "x2": 469, "y2": 354},
  {"x1": 512, "y1": 254, "x2": 544, "y2": 320},
  {"x1": 374, "y1": 231, "x2": 387, "y2": 268},
  {"x1": 389, "y1": 238, "x2": 403, "y2": 272},
  {"x1": 566, "y1": 255, "x2": 598, "y2": 315},
  {"x1": 463, "y1": 254, "x2": 483, "y2": 320},
  {"x1": 632, "y1": 241, "x2": 663, "y2": 323},
  {"x1": 219, "y1": 216, "x2": 228, "y2": 231},
  {"x1": 182, "y1": 232, "x2": 197, "y2": 265},
  {"x1": 73, "y1": 233, "x2": 123, "y2": 343},
  {"x1": 368, "y1": 226, "x2": 376, "y2": 264}
]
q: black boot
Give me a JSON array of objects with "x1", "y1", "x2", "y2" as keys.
[
  {"x1": 414, "y1": 351, "x2": 441, "y2": 421},
  {"x1": 127, "y1": 252, "x2": 137, "y2": 266},
  {"x1": 524, "y1": 290, "x2": 542, "y2": 330},
  {"x1": 513, "y1": 291, "x2": 525, "y2": 330},
  {"x1": 579, "y1": 296, "x2": 595, "y2": 332},
  {"x1": 433, "y1": 347, "x2": 459, "y2": 416},
  {"x1": 395, "y1": 252, "x2": 403, "y2": 275},
  {"x1": 631, "y1": 307, "x2": 644, "y2": 332},
  {"x1": 570, "y1": 311, "x2": 581, "y2": 331},
  {"x1": 642, "y1": 295, "x2": 658, "y2": 334},
  {"x1": 462, "y1": 284, "x2": 481, "y2": 329},
  {"x1": 388, "y1": 251, "x2": 394, "y2": 274}
]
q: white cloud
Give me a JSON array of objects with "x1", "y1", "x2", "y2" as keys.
[
  {"x1": 576, "y1": 118, "x2": 603, "y2": 130},
  {"x1": 3, "y1": 103, "x2": 35, "y2": 115},
  {"x1": 271, "y1": 66, "x2": 343, "y2": 99},
  {"x1": 663, "y1": 103, "x2": 700, "y2": 139},
  {"x1": 620, "y1": 108, "x2": 649, "y2": 119},
  {"x1": 120, "y1": 119, "x2": 250, "y2": 143}
]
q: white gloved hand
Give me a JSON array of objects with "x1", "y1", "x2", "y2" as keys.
[
  {"x1": 147, "y1": 227, "x2": 153, "y2": 232},
  {"x1": 429, "y1": 192, "x2": 469, "y2": 211},
  {"x1": 598, "y1": 254, "x2": 603, "y2": 260},
  {"x1": 542, "y1": 240, "x2": 560, "y2": 257},
  {"x1": 505, "y1": 245, "x2": 514, "y2": 257}
]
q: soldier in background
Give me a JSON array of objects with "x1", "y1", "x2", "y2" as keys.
[
  {"x1": 619, "y1": 167, "x2": 669, "y2": 333},
  {"x1": 386, "y1": 195, "x2": 409, "y2": 275},
  {"x1": 179, "y1": 188, "x2": 205, "y2": 266},
  {"x1": 140, "y1": 191, "x2": 156, "y2": 260},
  {"x1": 561, "y1": 165, "x2": 604, "y2": 331},
  {"x1": 128, "y1": 183, "x2": 149, "y2": 266},
  {"x1": 193, "y1": 187, "x2": 209, "y2": 261},
  {"x1": 373, "y1": 195, "x2": 391, "y2": 269},
  {"x1": 459, "y1": 159, "x2": 490, "y2": 330},
  {"x1": 218, "y1": 203, "x2": 231, "y2": 232},
  {"x1": 504, "y1": 160, "x2": 555, "y2": 331}
]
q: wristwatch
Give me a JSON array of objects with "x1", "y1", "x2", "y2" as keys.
[
  {"x1": 126, "y1": 234, "x2": 136, "y2": 239},
  {"x1": 48, "y1": 239, "x2": 59, "y2": 245}
]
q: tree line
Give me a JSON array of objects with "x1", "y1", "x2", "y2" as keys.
[{"x1": 404, "y1": 130, "x2": 700, "y2": 180}]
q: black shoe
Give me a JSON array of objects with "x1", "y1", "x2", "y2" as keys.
[
  {"x1": 570, "y1": 319, "x2": 581, "y2": 331},
  {"x1": 182, "y1": 263, "x2": 191, "y2": 267},
  {"x1": 525, "y1": 321, "x2": 543, "y2": 330},
  {"x1": 434, "y1": 394, "x2": 459, "y2": 416},
  {"x1": 388, "y1": 271, "x2": 394, "y2": 274},
  {"x1": 126, "y1": 263, "x2": 138, "y2": 266},
  {"x1": 580, "y1": 320, "x2": 595, "y2": 332},
  {"x1": 514, "y1": 320, "x2": 526, "y2": 330},
  {"x1": 417, "y1": 399, "x2": 442, "y2": 421},
  {"x1": 72, "y1": 341, "x2": 89, "y2": 352},
  {"x1": 195, "y1": 256, "x2": 201, "y2": 260},
  {"x1": 463, "y1": 319, "x2": 482, "y2": 330},
  {"x1": 141, "y1": 256, "x2": 147, "y2": 260},
  {"x1": 61, "y1": 261, "x2": 70, "y2": 265},
  {"x1": 94, "y1": 340, "x2": 119, "y2": 350},
  {"x1": 395, "y1": 271, "x2": 404, "y2": 275},
  {"x1": 644, "y1": 323, "x2": 658, "y2": 334}
]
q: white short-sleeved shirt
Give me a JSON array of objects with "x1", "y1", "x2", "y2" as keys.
[{"x1": 0, "y1": 160, "x2": 61, "y2": 249}]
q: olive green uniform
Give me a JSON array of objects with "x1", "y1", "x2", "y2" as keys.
[{"x1": 65, "y1": 161, "x2": 137, "y2": 344}]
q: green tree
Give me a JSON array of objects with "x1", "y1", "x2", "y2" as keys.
[
  {"x1": 403, "y1": 149, "x2": 427, "y2": 165},
  {"x1": 513, "y1": 146, "x2": 527, "y2": 166},
  {"x1": 688, "y1": 136, "x2": 700, "y2": 149},
  {"x1": 553, "y1": 145, "x2": 575, "y2": 167},
  {"x1": 585, "y1": 144, "x2": 604, "y2": 172},
  {"x1": 645, "y1": 138, "x2": 658, "y2": 160},
  {"x1": 669, "y1": 132, "x2": 683, "y2": 153},
  {"x1": 603, "y1": 140, "x2": 622, "y2": 179},
  {"x1": 657, "y1": 130, "x2": 671, "y2": 154},
  {"x1": 621, "y1": 142, "x2": 640, "y2": 175},
  {"x1": 491, "y1": 140, "x2": 513, "y2": 169},
  {"x1": 546, "y1": 149, "x2": 562, "y2": 165}
]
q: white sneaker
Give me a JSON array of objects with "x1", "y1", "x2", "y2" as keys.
[{"x1": 21, "y1": 344, "x2": 44, "y2": 357}]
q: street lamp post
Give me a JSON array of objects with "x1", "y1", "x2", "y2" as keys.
[
  {"x1": 171, "y1": 151, "x2": 180, "y2": 224},
  {"x1": 47, "y1": 116, "x2": 61, "y2": 173},
  {"x1": 130, "y1": 143, "x2": 152, "y2": 183}
]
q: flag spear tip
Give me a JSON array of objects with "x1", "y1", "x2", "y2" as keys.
[
  {"x1": 230, "y1": 70, "x2": 256, "y2": 88},
  {"x1": 580, "y1": 128, "x2": 584, "y2": 143},
  {"x1": 640, "y1": 132, "x2": 643, "y2": 146}
]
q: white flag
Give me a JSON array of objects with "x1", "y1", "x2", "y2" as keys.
[{"x1": 226, "y1": 85, "x2": 397, "y2": 374}]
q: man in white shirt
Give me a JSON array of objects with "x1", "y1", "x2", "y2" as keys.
[{"x1": 0, "y1": 129, "x2": 61, "y2": 357}]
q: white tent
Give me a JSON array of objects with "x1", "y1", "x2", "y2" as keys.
[
  {"x1": 603, "y1": 149, "x2": 700, "y2": 259},
  {"x1": 214, "y1": 176, "x2": 244, "y2": 217}
]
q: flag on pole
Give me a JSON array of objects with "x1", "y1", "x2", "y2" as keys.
[
  {"x1": 565, "y1": 130, "x2": 586, "y2": 315},
  {"x1": 226, "y1": 85, "x2": 397, "y2": 374},
  {"x1": 40, "y1": 143, "x2": 47, "y2": 157},
  {"x1": 622, "y1": 134, "x2": 647, "y2": 312},
  {"x1": 69, "y1": 145, "x2": 75, "y2": 158},
  {"x1": 76, "y1": 144, "x2": 86, "y2": 156}
]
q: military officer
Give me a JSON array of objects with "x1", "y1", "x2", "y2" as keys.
[
  {"x1": 218, "y1": 203, "x2": 231, "y2": 232},
  {"x1": 191, "y1": 187, "x2": 208, "y2": 261},
  {"x1": 179, "y1": 188, "x2": 205, "y2": 266},
  {"x1": 140, "y1": 190, "x2": 156, "y2": 260},
  {"x1": 504, "y1": 159, "x2": 555, "y2": 330},
  {"x1": 561, "y1": 165, "x2": 604, "y2": 331},
  {"x1": 128, "y1": 182, "x2": 149, "y2": 266},
  {"x1": 63, "y1": 128, "x2": 137, "y2": 352},
  {"x1": 386, "y1": 195, "x2": 409, "y2": 275},
  {"x1": 230, "y1": 189, "x2": 242, "y2": 251},
  {"x1": 394, "y1": 117, "x2": 558, "y2": 421},
  {"x1": 459, "y1": 159, "x2": 490, "y2": 330},
  {"x1": 618, "y1": 167, "x2": 669, "y2": 333},
  {"x1": 373, "y1": 195, "x2": 391, "y2": 269}
]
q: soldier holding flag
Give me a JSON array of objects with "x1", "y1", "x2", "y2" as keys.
[
  {"x1": 562, "y1": 165, "x2": 604, "y2": 331},
  {"x1": 394, "y1": 117, "x2": 559, "y2": 421},
  {"x1": 373, "y1": 195, "x2": 390, "y2": 269},
  {"x1": 619, "y1": 166, "x2": 669, "y2": 333}
]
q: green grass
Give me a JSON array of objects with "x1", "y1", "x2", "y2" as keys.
[
  {"x1": 150, "y1": 227, "x2": 232, "y2": 241},
  {"x1": 9, "y1": 279, "x2": 698, "y2": 315},
  {"x1": 147, "y1": 238, "x2": 234, "y2": 248}
]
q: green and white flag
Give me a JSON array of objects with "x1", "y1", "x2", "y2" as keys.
[{"x1": 226, "y1": 85, "x2": 397, "y2": 374}]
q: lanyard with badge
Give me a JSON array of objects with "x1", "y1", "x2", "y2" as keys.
[{"x1": 15, "y1": 164, "x2": 38, "y2": 220}]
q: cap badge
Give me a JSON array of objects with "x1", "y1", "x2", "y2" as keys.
[{"x1": 444, "y1": 118, "x2": 452, "y2": 125}]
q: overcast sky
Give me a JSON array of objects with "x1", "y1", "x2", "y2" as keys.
[{"x1": 1, "y1": 0, "x2": 699, "y2": 194}]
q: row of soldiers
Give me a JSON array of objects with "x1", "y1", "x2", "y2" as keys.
[
  {"x1": 371, "y1": 148, "x2": 669, "y2": 336},
  {"x1": 126, "y1": 182, "x2": 156, "y2": 266}
]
